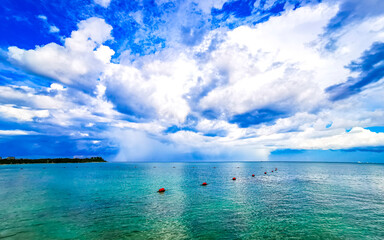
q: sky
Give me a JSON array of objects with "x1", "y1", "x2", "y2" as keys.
[{"x1": 0, "y1": 0, "x2": 384, "y2": 162}]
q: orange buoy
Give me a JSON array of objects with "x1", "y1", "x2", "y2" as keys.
[
  {"x1": 252, "y1": 174, "x2": 255, "y2": 177},
  {"x1": 232, "y1": 177, "x2": 236, "y2": 180},
  {"x1": 264, "y1": 172, "x2": 267, "y2": 174},
  {"x1": 158, "y1": 188, "x2": 165, "y2": 192},
  {"x1": 202, "y1": 182, "x2": 208, "y2": 186}
]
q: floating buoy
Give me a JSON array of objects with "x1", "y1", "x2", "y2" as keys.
[
  {"x1": 264, "y1": 172, "x2": 267, "y2": 174},
  {"x1": 232, "y1": 177, "x2": 236, "y2": 180},
  {"x1": 272, "y1": 170, "x2": 274, "y2": 172},
  {"x1": 252, "y1": 174, "x2": 255, "y2": 177},
  {"x1": 202, "y1": 182, "x2": 208, "y2": 186},
  {"x1": 158, "y1": 188, "x2": 165, "y2": 192},
  {"x1": 275, "y1": 168, "x2": 277, "y2": 171}
]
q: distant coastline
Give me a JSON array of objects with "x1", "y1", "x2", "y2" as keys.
[{"x1": 0, "y1": 157, "x2": 106, "y2": 165}]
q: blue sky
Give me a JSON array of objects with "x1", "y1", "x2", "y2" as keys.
[{"x1": 1, "y1": 0, "x2": 384, "y2": 162}]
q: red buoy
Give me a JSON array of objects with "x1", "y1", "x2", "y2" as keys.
[
  {"x1": 264, "y1": 172, "x2": 267, "y2": 174},
  {"x1": 202, "y1": 182, "x2": 208, "y2": 186},
  {"x1": 158, "y1": 188, "x2": 165, "y2": 192},
  {"x1": 232, "y1": 177, "x2": 236, "y2": 180},
  {"x1": 272, "y1": 170, "x2": 274, "y2": 172},
  {"x1": 252, "y1": 174, "x2": 255, "y2": 177}
]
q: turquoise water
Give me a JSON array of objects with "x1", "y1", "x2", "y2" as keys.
[{"x1": 1, "y1": 162, "x2": 384, "y2": 239}]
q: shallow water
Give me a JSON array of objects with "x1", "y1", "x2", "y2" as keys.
[{"x1": 1, "y1": 162, "x2": 384, "y2": 239}]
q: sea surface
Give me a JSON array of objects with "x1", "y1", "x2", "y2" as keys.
[{"x1": 1, "y1": 162, "x2": 384, "y2": 239}]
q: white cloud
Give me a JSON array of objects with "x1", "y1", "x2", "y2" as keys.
[
  {"x1": 86, "y1": 123, "x2": 95, "y2": 127},
  {"x1": 94, "y1": 0, "x2": 111, "y2": 8},
  {"x1": 48, "y1": 83, "x2": 65, "y2": 92},
  {"x1": 0, "y1": 84, "x2": 120, "y2": 132},
  {"x1": 0, "y1": 104, "x2": 49, "y2": 122},
  {"x1": 129, "y1": 11, "x2": 143, "y2": 25},
  {"x1": 36, "y1": 15, "x2": 60, "y2": 34},
  {"x1": 102, "y1": 52, "x2": 200, "y2": 124},
  {"x1": 194, "y1": 5, "x2": 340, "y2": 117},
  {"x1": 0, "y1": 130, "x2": 37, "y2": 136},
  {"x1": 292, "y1": 127, "x2": 384, "y2": 150},
  {"x1": 8, "y1": 17, "x2": 114, "y2": 90},
  {"x1": 3, "y1": 2, "x2": 384, "y2": 160},
  {"x1": 37, "y1": 15, "x2": 47, "y2": 21},
  {"x1": 49, "y1": 25, "x2": 60, "y2": 33},
  {"x1": 195, "y1": 0, "x2": 228, "y2": 14},
  {"x1": 71, "y1": 132, "x2": 89, "y2": 137},
  {"x1": 249, "y1": 127, "x2": 384, "y2": 150},
  {"x1": 84, "y1": 5, "x2": 384, "y2": 153},
  {"x1": 0, "y1": 85, "x2": 66, "y2": 109},
  {"x1": 94, "y1": 45, "x2": 115, "y2": 64},
  {"x1": 111, "y1": 121, "x2": 166, "y2": 135}
]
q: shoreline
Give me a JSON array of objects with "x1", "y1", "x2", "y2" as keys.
[
  {"x1": 0, "y1": 162, "x2": 106, "y2": 165},
  {"x1": 0, "y1": 157, "x2": 106, "y2": 165}
]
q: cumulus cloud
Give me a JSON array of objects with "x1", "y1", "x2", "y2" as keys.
[
  {"x1": 103, "y1": 4, "x2": 349, "y2": 125},
  {"x1": 194, "y1": 5, "x2": 340, "y2": 121},
  {"x1": 8, "y1": 17, "x2": 114, "y2": 91},
  {"x1": 102, "y1": 53, "x2": 199, "y2": 124},
  {"x1": 3, "y1": 1, "x2": 384, "y2": 160}
]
